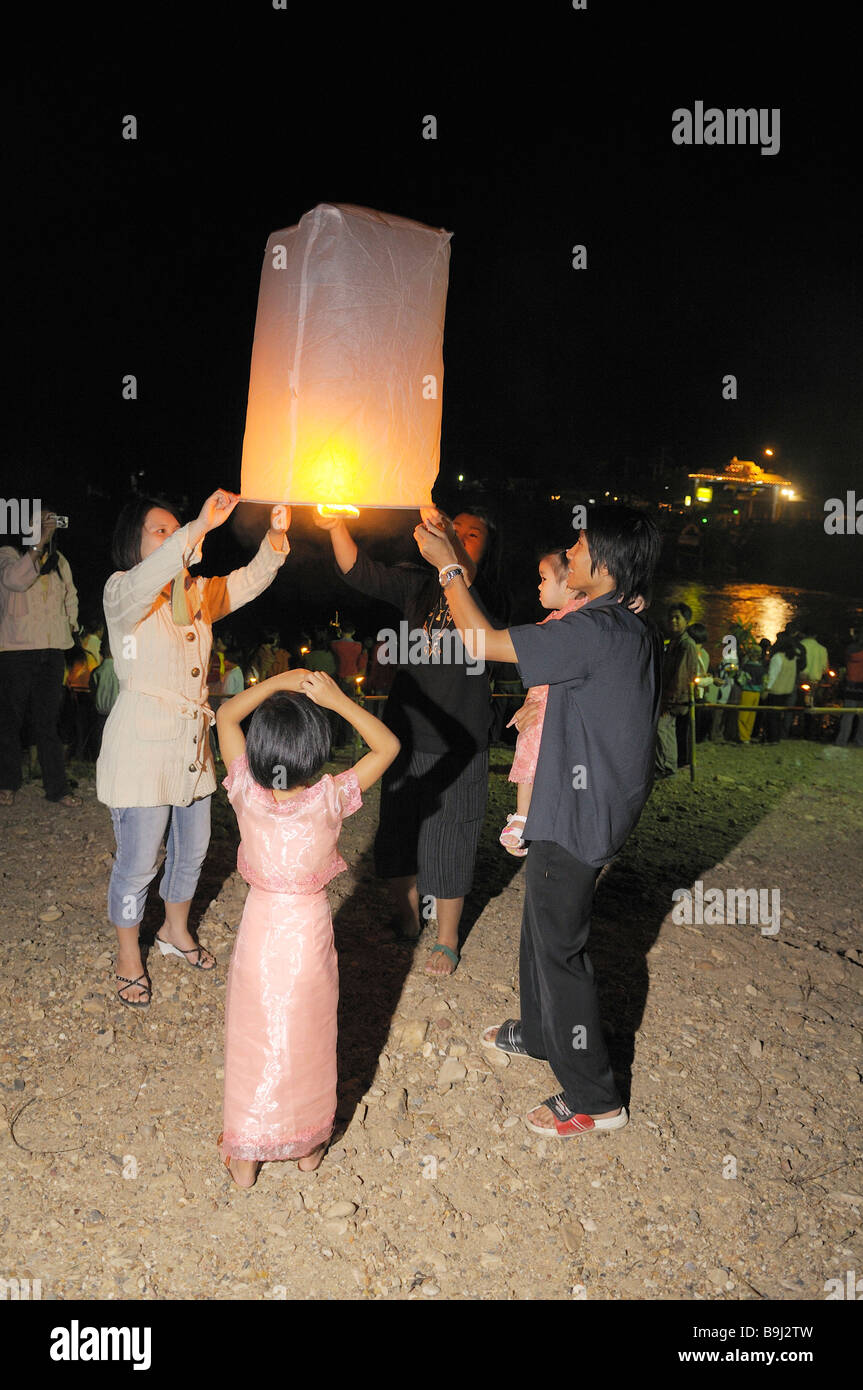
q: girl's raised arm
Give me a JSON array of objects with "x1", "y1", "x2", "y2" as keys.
[
  {"x1": 215, "y1": 668, "x2": 310, "y2": 769},
  {"x1": 299, "y1": 672, "x2": 399, "y2": 792}
]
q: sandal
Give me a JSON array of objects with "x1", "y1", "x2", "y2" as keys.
[
  {"x1": 116, "y1": 971, "x2": 151, "y2": 1009},
  {"x1": 425, "y1": 942, "x2": 459, "y2": 976},
  {"x1": 217, "y1": 1133, "x2": 260, "y2": 1188},
  {"x1": 480, "y1": 1018, "x2": 539, "y2": 1058},
  {"x1": 525, "y1": 1092, "x2": 629, "y2": 1138},
  {"x1": 156, "y1": 934, "x2": 216, "y2": 970},
  {"x1": 499, "y1": 814, "x2": 528, "y2": 857}
]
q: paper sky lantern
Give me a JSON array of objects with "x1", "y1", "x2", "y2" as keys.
[{"x1": 240, "y1": 203, "x2": 452, "y2": 510}]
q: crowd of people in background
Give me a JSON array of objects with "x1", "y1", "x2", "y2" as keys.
[{"x1": 654, "y1": 603, "x2": 863, "y2": 775}]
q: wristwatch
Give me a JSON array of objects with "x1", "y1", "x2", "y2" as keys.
[{"x1": 439, "y1": 564, "x2": 465, "y2": 589}]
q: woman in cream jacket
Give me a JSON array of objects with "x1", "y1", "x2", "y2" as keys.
[{"x1": 97, "y1": 489, "x2": 290, "y2": 1007}]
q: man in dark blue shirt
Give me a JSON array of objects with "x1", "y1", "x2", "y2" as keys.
[{"x1": 415, "y1": 506, "x2": 662, "y2": 1139}]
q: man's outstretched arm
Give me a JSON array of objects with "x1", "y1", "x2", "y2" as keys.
[{"x1": 413, "y1": 521, "x2": 517, "y2": 663}]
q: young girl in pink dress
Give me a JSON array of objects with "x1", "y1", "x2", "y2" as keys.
[
  {"x1": 215, "y1": 668, "x2": 399, "y2": 1188},
  {"x1": 500, "y1": 550, "x2": 589, "y2": 856}
]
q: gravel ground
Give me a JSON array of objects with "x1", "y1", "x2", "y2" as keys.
[{"x1": 1, "y1": 740, "x2": 861, "y2": 1301}]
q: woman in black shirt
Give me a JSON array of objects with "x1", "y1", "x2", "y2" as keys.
[{"x1": 315, "y1": 508, "x2": 508, "y2": 975}]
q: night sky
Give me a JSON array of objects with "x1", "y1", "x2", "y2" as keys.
[{"x1": 4, "y1": 9, "x2": 861, "y2": 606}]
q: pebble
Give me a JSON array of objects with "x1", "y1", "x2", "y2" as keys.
[
  {"x1": 422, "y1": 1283, "x2": 440, "y2": 1296},
  {"x1": 561, "y1": 1221, "x2": 583, "y2": 1255},
  {"x1": 322, "y1": 1219, "x2": 350, "y2": 1238},
  {"x1": 324, "y1": 1201, "x2": 358, "y2": 1219},
  {"x1": 480, "y1": 1223, "x2": 504, "y2": 1249},
  {"x1": 397, "y1": 1020, "x2": 428, "y2": 1050},
  {"x1": 480, "y1": 1253, "x2": 503, "y2": 1269},
  {"x1": 437, "y1": 1059, "x2": 467, "y2": 1089},
  {"x1": 384, "y1": 1088, "x2": 407, "y2": 1116},
  {"x1": 707, "y1": 1267, "x2": 727, "y2": 1286},
  {"x1": 580, "y1": 1218, "x2": 598, "y2": 1232},
  {"x1": 749, "y1": 1039, "x2": 764, "y2": 1057},
  {"x1": 38, "y1": 907, "x2": 64, "y2": 922}
]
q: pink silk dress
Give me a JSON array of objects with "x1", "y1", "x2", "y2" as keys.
[
  {"x1": 509, "y1": 595, "x2": 589, "y2": 784},
  {"x1": 220, "y1": 755, "x2": 362, "y2": 1162}
]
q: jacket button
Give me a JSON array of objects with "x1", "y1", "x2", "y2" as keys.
[
  {"x1": 191, "y1": 667, "x2": 200, "y2": 677},
  {"x1": 188, "y1": 763, "x2": 197, "y2": 772},
  {"x1": 186, "y1": 632, "x2": 195, "y2": 642}
]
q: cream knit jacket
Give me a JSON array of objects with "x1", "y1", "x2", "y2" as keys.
[
  {"x1": 0, "y1": 547, "x2": 78, "y2": 651},
  {"x1": 96, "y1": 523, "x2": 287, "y2": 808}
]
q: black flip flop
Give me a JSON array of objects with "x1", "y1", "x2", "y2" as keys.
[
  {"x1": 116, "y1": 972, "x2": 151, "y2": 1008},
  {"x1": 480, "y1": 1018, "x2": 538, "y2": 1057}
]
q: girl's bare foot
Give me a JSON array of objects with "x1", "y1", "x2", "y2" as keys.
[
  {"x1": 297, "y1": 1144, "x2": 325, "y2": 1172},
  {"x1": 227, "y1": 1157, "x2": 260, "y2": 1188}
]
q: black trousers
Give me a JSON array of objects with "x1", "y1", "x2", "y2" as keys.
[
  {"x1": 765, "y1": 691, "x2": 795, "y2": 742},
  {"x1": 520, "y1": 840, "x2": 621, "y2": 1115},
  {"x1": 0, "y1": 649, "x2": 69, "y2": 799}
]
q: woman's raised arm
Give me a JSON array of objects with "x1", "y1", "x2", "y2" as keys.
[{"x1": 104, "y1": 490, "x2": 240, "y2": 632}]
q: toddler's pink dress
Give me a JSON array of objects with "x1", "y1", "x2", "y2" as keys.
[
  {"x1": 219, "y1": 755, "x2": 362, "y2": 1162},
  {"x1": 509, "y1": 596, "x2": 588, "y2": 784}
]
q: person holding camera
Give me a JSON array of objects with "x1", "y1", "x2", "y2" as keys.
[
  {"x1": 0, "y1": 507, "x2": 81, "y2": 807},
  {"x1": 97, "y1": 490, "x2": 291, "y2": 1008}
]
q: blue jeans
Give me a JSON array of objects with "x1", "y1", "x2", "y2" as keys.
[{"x1": 108, "y1": 798, "x2": 212, "y2": 929}]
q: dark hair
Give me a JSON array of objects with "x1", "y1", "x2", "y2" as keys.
[
  {"x1": 111, "y1": 496, "x2": 179, "y2": 571},
  {"x1": 455, "y1": 505, "x2": 503, "y2": 591},
  {"x1": 687, "y1": 622, "x2": 708, "y2": 645},
  {"x1": 581, "y1": 506, "x2": 661, "y2": 609},
  {"x1": 538, "y1": 547, "x2": 569, "y2": 581},
  {"x1": 668, "y1": 601, "x2": 693, "y2": 622},
  {"x1": 245, "y1": 692, "x2": 331, "y2": 791},
  {"x1": 408, "y1": 503, "x2": 510, "y2": 628}
]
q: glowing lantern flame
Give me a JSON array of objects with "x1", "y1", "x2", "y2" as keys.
[
  {"x1": 241, "y1": 204, "x2": 452, "y2": 511},
  {"x1": 316, "y1": 503, "x2": 360, "y2": 519}
]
